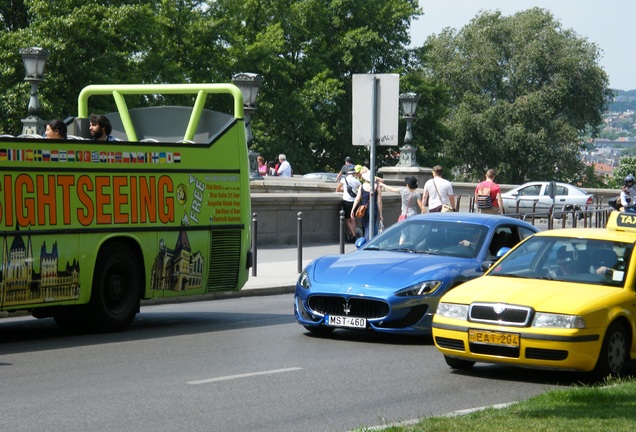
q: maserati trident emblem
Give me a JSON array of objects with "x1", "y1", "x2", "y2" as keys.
[{"x1": 343, "y1": 301, "x2": 351, "y2": 316}]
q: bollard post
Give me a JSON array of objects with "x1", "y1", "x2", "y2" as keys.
[
  {"x1": 251, "y1": 213, "x2": 257, "y2": 277},
  {"x1": 339, "y1": 210, "x2": 345, "y2": 254},
  {"x1": 297, "y1": 211, "x2": 303, "y2": 273}
]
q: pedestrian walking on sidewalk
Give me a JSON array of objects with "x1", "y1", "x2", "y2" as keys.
[{"x1": 336, "y1": 168, "x2": 361, "y2": 242}]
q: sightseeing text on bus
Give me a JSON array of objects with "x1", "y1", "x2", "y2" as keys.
[{"x1": 0, "y1": 173, "x2": 242, "y2": 228}]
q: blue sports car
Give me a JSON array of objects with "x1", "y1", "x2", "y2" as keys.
[{"x1": 294, "y1": 213, "x2": 539, "y2": 336}]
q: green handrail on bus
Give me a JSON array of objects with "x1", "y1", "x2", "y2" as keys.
[{"x1": 77, "y1": 83, "x2": 245, "y2": 142}]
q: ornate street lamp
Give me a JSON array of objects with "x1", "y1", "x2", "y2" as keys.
[
  {"x1": 396, "y1": 92, "x2": 421, "y2": 167},
  {"x1": 20, "y1": 46, "x2": 49, "y2": 136},
  {"x1": 232, "y1": 72, "x2": 264, "y2": 179}
]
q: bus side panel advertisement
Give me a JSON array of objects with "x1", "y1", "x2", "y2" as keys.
[{"x1": 0, "y1": 132, "x2": 250, "y2": 313}]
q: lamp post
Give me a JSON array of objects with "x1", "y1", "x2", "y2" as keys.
[
  {"x1": 20, "y1": 46, "x2": 49, "y2": 136},
  {"x1": 232, "y1": 72, "x2": 264, "y2": 179},
  {"x1": 396, "y1": 92, "x2": 420, "y2": 167}
]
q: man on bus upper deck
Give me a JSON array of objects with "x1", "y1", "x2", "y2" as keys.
[{"x1": 89, "y1": 114, "x2": 116, "y2": 141}]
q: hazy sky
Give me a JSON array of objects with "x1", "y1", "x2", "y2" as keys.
[{"x1": 410, "y1": 0, "x2": 635, "y2": 90}]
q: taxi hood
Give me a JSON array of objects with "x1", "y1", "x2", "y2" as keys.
[{"x1": 442, "y1": 275, "x2": 622, "y2": 314}]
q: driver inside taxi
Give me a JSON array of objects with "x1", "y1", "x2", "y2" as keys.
[{"x1": 550, "y1": 246, "x2": 576, "y2": 277}]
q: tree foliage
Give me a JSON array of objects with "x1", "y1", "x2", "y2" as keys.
[
  {"x1": 610, "y1": 156, "x2": 636, "y2": 189},
  {"x1": 421, "y1": 8, "x2": 613, "y2": 184},
  {"x1": 0, "y1": 0, "x2": 421, "y2": 174}
]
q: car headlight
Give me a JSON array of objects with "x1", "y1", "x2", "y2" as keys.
[
  {"x1": 297, "y1": 270, "x2": 311, "y2": 289},
  {"x1": 395, "y1": 281, "x2": 442, "y2": 297},
  {"x1": 532, "y1": 313, "x2": 586, "y2": 329},
  {"x1": 436, "y1": 302, "x2": 469, "y2": 320}
]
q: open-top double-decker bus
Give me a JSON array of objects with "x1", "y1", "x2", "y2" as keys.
[{"x1": 0, "y1": 83, "x2": 252, "y2": 331}]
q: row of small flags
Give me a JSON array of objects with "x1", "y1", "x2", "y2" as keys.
[{"x1": 0, "y1": 149, "x2": 182, "y2": 163}]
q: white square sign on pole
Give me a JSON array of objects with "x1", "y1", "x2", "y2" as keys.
[{"x1": 352, "y1": 74, "x2": 399, "y2": 146}]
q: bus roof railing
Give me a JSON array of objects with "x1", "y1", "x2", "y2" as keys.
[{"x1": 77, "y1": 83, "x2": 245, "y2": 142}]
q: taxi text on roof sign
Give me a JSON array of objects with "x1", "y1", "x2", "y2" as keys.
[{"x1": 607, "y1": 211, "x2": 636, "y2": 232}]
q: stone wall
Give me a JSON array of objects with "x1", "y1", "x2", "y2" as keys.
[{"x1": 250, "y1": 177, "x2": 619, "y2": 246}]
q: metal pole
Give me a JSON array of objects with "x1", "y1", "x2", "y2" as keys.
[
  {"x1": 297, "y1": 211, "x2": 303, "y2": 273},
  {"x1": 251, "y1": 213, "x2": 257, "y2": 277},
  {"x1": 368, "y1": 76, "x2": 378, "y2": 240},
  {"x1": 339, "y1": 210, "x2": 345, "y2": 254}
]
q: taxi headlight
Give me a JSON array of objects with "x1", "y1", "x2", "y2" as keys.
[
  {"x1": 532, "y1": 313, "x2": 586, "y2": 329},
  {"x1": 436, "y1": 302, "x2": 469, "y2": 320},
  {"x1": 298, "y1": 270, "x2": 311, "y2": 289},
  {"x1": 396, "y1": 281, "x2": 442, "y2": 297}
]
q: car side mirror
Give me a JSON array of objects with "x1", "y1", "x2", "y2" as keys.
[
  {"x1": 496, "y1": 247, "x2": 511, "y2": 258},
  {"x1": 355, "y1": 237, "x2": 367, "y2": 248},
  {"x1": 481, "y1": 261, "x2": 493, "y2": 272}
]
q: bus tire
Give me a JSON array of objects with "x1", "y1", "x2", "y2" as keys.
[{"x1": 88, "y1": 242, "x2": 141, "y2": 332}]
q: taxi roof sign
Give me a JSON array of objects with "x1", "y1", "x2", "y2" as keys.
[{"x1": 607, "y1": 211, "x2": 636, "y2": 232}]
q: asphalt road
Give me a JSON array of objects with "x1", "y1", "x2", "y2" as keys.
[{"x1": 1, "y1": 294, "x2": 585, "y2": 432}]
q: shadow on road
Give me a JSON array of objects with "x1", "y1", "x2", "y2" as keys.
[{"x1": 0, "y1": 309, "x2": 294, "y2": 355}]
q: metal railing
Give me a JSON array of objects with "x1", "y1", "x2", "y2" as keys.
[{"x1": 248, "y1": 201, "x2": 616, "y2": 277}]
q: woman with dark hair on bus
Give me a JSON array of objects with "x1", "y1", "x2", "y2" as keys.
[{"x1": 45, "y1": 119, "x2": 67, "y2": 139}]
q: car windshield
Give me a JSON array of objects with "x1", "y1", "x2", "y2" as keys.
[
  {"x1": 489, "y1": 236, "x2": 633, "y2": 287},
  {"x1": 363, "y1": 219, "x2": 489, "y2": 259}
]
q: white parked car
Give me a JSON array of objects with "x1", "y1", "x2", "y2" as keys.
[{"x1": 501, "y1": 181, "x2": 594, "y2": 215}]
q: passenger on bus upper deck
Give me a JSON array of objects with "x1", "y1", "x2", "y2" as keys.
[
  {"x1": 45, "y1": 119, "x2": 67, "y2": 139},
  {"x1": 89, "y1": 114, "x2": 115, "y2": 141}
]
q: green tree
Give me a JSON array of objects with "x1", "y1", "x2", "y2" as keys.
[
  {"x1": 205, "y1": 0, "x2": 421, "y2": 173},
  {"x1": 0, "y1": 0, "x2": 162, "y2": 134},
  {"x1": 421, "y1": 8, "x2": 613, "y2": 184},
  {"x1": 609, "y1": 156, "x2": 636, "y2": 189},
  {"x1": 0, "y1": 0, "x2": 423, "y2": 176}
]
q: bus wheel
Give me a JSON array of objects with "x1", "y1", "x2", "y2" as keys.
[{"x1": 89, "y1": 243, "x2": 141, "y2": 332}]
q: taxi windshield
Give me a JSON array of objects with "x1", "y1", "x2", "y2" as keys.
[{"x1": 489, "y1": 237, "x2": 632, "y2": 287}]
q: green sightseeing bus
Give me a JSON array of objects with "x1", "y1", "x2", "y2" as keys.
[{"x1": 0, "y1": 83, "x2": 252, "y2": 331}]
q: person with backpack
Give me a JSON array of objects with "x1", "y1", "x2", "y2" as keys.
[
  {"x1": 336, "y1": 168, "x2": 361, "y2": 242},
  {"x1": 475, "y1": 169, "x2": 504, "y2": 214}
]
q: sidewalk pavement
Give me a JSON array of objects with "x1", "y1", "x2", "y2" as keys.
[{"x1": 240, "y1": 242, "x2": 358, "y2": 296}]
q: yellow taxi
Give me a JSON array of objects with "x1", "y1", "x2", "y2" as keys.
[{"x1": 432, "y1": 211, "x2": 636, "y2": 378}]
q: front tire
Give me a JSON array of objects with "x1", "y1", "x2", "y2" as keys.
[
  {"x1": 593, "y1": 322, "x2": 629, "y2": 379},
  {"x1": 88, "y1": 242, "x2": 141, "y2": 332}
]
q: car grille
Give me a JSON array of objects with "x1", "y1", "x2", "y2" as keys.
[
  {"x1": 376, "y1": 305, "x2": 428, "y2": 329},
  {"x1": 307, "y1": 295, "x2": 389, "y2": 319},
  {"x1": 469, "y1": 303, "x2": 533, "y2": 326}
]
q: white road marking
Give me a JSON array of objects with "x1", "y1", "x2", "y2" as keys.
[{"x1": 187, "y1": 367, "x2": 302, "y2": 385}]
